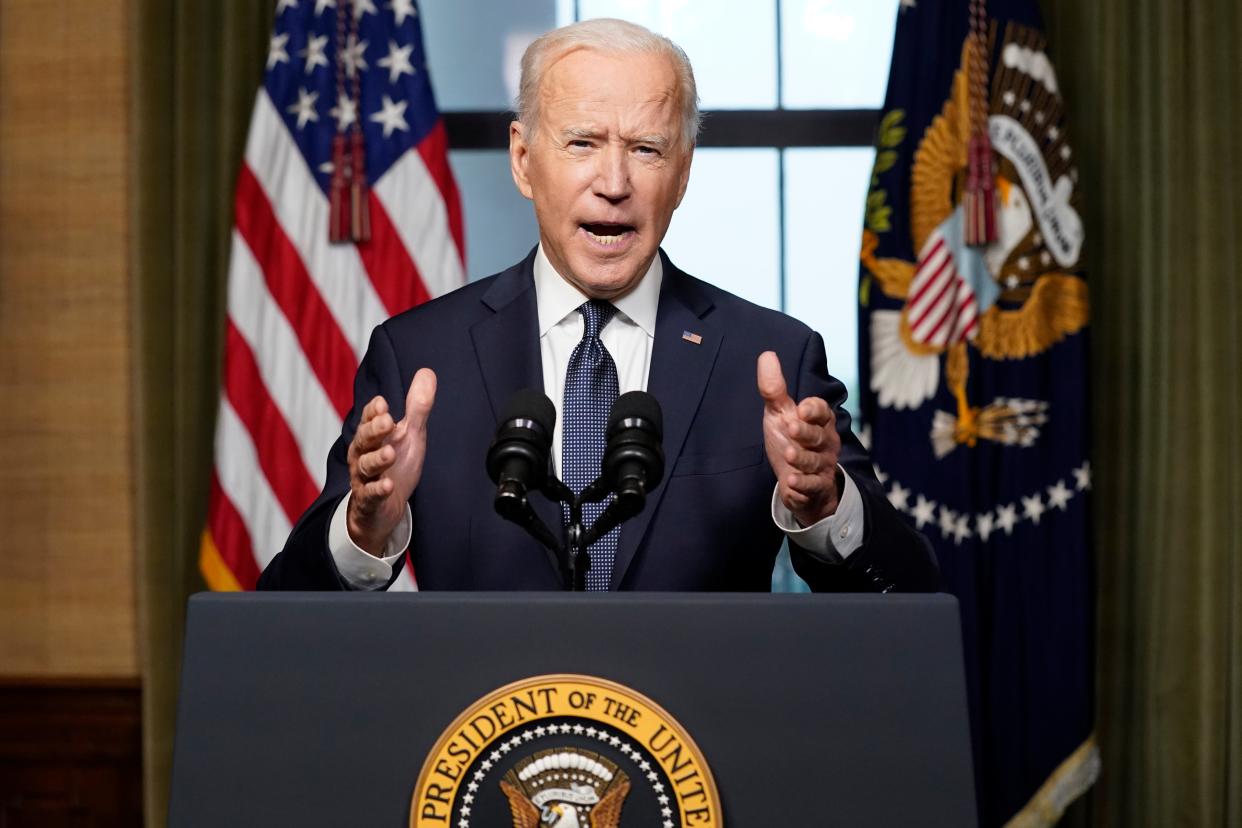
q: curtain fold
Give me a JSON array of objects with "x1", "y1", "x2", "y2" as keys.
[
  {"x1": 129, "y1": 2, "x2": 272, "y2": 824},
  {"x1": 1044, "y1": 0, "x2": 1241, "y2": 824}
]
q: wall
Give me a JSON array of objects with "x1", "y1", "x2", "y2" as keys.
[{"x1": 0, "y1": 0, "x2": 137, "y2": 679}]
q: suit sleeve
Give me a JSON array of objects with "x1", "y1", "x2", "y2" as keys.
[
  {"x1": 785, "y1": 331, "x2": 943, "y2": 593},
  {"x1": 257, "y1": 324, "x2": 410, "y2": 591}
]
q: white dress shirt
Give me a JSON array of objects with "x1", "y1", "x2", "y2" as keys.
[{"x1": 328, "y1": 246, "x2": 866, "y2": 589}]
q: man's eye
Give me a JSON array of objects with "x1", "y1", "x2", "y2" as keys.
[{"x1": 569, "y1": 139, "x2": 592, "y2": 148}]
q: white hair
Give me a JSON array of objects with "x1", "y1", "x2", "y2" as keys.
[{"x1": 516, "y1": 18, "x2": 701, "y2": 149}]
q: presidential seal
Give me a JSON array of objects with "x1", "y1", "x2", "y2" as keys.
[
  {"x1": 862, "y1": 20, "x2": 1088, "y2": 459},
  {"x1": 410, "y1": 674, "x2": 721, "y2": 828}
]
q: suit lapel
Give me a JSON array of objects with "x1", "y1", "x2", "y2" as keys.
[
  {"x1": 611, "y1": 256, "x2": 720, "y2": 588},
  {"x1": 469, "y1": 251, "x2": 565, "y2": 581},
  {"x1": 470, "y1": 250, "x2": 543, "y2": 422}
]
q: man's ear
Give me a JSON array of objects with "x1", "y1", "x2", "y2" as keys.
[
  {"x1": 673, "y1": 145, "x2": 694, "y2": 210},
  {"x1": 509, "y1": 120, "x2": 534, "y2": 201}
]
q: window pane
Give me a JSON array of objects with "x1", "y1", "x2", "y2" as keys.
[
  {"x1": 422, "y1": 1, "x2": 557, "y2": 110},
  {"x1": 780, "y1": 0, "x2": 898, "y2": 109},
  {"x1": 663, "y1": 149, "x2": 780, "y2": 310},
  {"x1": 783, "y1": 147, "x2": 874, "y2": 403},
  {"x1": 577, "y1": 0, "x2": 778, "y2": 109},
  {"x1": 448, "y1": 150, "x2": 539, "y2": 281}
]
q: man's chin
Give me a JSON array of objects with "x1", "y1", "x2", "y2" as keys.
[{"x1": 563, "y1": 253, "x2": 651, "y2": 300}]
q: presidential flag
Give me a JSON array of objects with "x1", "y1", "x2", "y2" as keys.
[
  {"x1": 201, "y1": 0, "x2": 464, "y2": 591},
  {"x1": 858, "y1": 1, "x2": 1095, "y2": 824}
]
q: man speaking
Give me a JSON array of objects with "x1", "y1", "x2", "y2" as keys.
[{"x1": 258, "y1": 18, "x2": 939, "y2": 593}]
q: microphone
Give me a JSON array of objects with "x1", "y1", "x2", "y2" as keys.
[
  {"x1": 604, "y1": 390, "x2": 665, "y2": 502},
  {"x1": 486, "y1": 389, "x2": 556, "y2": 521},
  {"x1": 580, "y1": 391, "x2": 665, "y2": 547}
]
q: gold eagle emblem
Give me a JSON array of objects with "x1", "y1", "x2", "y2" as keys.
[{"x1": 499, "y1": 749, "x2": 631, "y2": 828}]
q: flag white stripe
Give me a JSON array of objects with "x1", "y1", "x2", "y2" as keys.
[
  {"x1": 374, "y1": 148, "x2": 465, "y2": 299},
  {"x1": 214, "y1": 398, "x2": 293, "y2": 568},
  {"x1": 912, "y1": 268, "x2": 961, "y2": 341},
  {"x1": 950, "y1": 283, "x2": 978, "y2": 341},
  {"x1": 228, "y1": 229, "x2": 340, "y2": 489},
  {"x1": 908, "y1": 246, "x2": 952, "y2": 320},
  {"x1": 245, "y1": 91, "x2": 389, "y2": 359}
]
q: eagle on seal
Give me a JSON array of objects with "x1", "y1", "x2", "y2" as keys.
[{"x1": 500, "y1": 778, "x2": 630, "y2": 828}]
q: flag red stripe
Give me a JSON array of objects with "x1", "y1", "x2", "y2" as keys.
[
  {"x1": 358, "y1": 191, "x2": 432, "y2": 316},
  {"x1": 234, "y1": 163, "x2": 356, "y2": 418},
  {"x1": 223, "y1": 320, "x2": 322, "y2": 522},
  {"x1": 416, "y1": 120, "x2": 466, "y2": 263},
  {"x1": 922, "y1": 294, "x2": 959, "y2": 343},
  {"x1": 909, "y1": 238, "x2": 948, "y2": 305},
  {"x1": 910, "y1": 267, "x2": 958, "y2": 331},
  {"x1": 948, "y1": 288, "x2": 977, "y2": 341},
  {"x1": 207, "y1": 475, "x2": 262, "y2": 590}
]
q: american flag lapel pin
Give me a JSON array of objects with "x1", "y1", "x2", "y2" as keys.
[{"x1": 681, "y1": 330, "x2": 703, "y2": 345}]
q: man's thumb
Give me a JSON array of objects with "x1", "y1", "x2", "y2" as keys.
[
  {"x1": 404, "y1": 367, "x2": 437, "y2": 429},
  {"x1": 756, "y1": 351, "x2": 791, "y2": 409}
]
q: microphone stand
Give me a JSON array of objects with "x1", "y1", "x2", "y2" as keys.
[
  {"x1": 492, "y1": 466, "x2": 607, "y2": 592},
  {"x1": 541, "y1": 477, "x2": 597, "y2": 592},
  {"x1": 542, "y1": 477, "x2": 648, "y2": 592}
]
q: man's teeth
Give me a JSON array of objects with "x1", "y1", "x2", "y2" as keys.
[{"x1": 585, "y1": 227, "x2": 627, "y2": 245}]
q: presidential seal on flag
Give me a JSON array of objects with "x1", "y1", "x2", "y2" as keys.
[
  {"x1": 862, "y1": 23, "x2": 1088, "y2": 459},
  {"x1": 857, "y1": 2, "x2": 1096, "y2": 825}
]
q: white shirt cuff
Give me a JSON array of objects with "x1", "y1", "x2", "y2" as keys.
[
  {"x1": 327, "y1": 492, "x2": 413, "y2": 590},
  {"x1": 771, "y1": 465, "x2": 866, "y2": 561}
]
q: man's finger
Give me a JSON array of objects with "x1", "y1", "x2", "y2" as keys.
[
  {"x1": 783, "y1": 443, "x2": 826, "y2": 474},
  {"x1": 355, "y1": 412, "x2": 394, "y2": 450},
  {"x1": 785, "y1": 417, "x2": 827, "y2": 449},
  {"x1": 358, "y1": 477, "x2": 394, "y2": 502},
  {"x1": 756, "y1": 351, "x2": 794, "y2": 412},
  {"x1": 360, "y1": 395, "x2": 388, "y2": 425},
  {"x1": 356, "y1": 445, "x2": 395, "y2": 480},
  {"x1": 796, "y1": 396, "x2": 832, "y2": 426},
  {"x1": 781, "y1": 487, "x2": 811, "y2": 510},
  {"x1": 784, "y1": 470, "x2": 834, "y2": 497}
]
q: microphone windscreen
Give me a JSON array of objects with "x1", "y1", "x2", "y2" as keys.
[
  {"x1": 498, "y1": 389, "x2": 556, "y2": 443},
  {"x1": 607, "y1": 391, "x2": 662, "y2": 438}
]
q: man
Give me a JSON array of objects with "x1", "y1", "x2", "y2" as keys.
[{"x1": 258, "y1": 18, "x2": 939, "y2": 592}]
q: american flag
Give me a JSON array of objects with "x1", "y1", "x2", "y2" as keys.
[
  {"x1": 906, "y1": 228, "x2": 981, "y2": 349},
  {"x1": 200, "y1": 0, "x2": 463, "y2": 591}
]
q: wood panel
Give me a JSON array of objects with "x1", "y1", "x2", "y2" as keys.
[
  {"x1": 0, "y1": 1, "x2": 137, "y2": 677},
  {"x1": 0, "y1": 679, "x2": 143, "y2": 826}
]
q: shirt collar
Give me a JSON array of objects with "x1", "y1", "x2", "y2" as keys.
[{"x1": 533, "y1": 244, "x2": 662, "y2": 337}]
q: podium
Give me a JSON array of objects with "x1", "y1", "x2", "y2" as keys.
[{"x1": 169, "y1": 593, "x2": 976, "y2": 826}]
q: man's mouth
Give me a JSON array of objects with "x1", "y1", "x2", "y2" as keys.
[{"x1": 580, "y1": 222, "x2": 635, "y2": 247}]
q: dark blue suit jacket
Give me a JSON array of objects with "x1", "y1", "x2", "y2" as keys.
[{"x1": 258, "y1": 250, "x2": 939, "y2": 592}]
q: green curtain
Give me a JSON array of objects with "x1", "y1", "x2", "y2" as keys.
[
  {"x1": 1043, "y1": 0, "x2": 1242, "y2": 825},
  {"x1": 129, "y1": 2, "x2": 272, "y2": 824}
]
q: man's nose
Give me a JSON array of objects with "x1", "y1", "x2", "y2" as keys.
[{"x1": 592, "y1": 144, "x2": 631, "y2": 203}]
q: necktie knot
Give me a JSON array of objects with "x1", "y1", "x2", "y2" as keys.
[{"x1": 579, "y1": 300, "x2": 618, "y2": 341}]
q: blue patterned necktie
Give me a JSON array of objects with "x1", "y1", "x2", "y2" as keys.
[{"x1": 562, "y1": 299, "x2": 620, "y2": 591}]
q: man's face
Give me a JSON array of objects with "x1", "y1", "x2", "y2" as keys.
[{"x1": 509, "y1": 48, "x2": 693, "y2": 300}]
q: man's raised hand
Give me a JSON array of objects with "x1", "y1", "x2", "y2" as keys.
[
  {"x1": 346, "y1": 367, "x2": 437, "y2": 555},
  {"x1": 757, "y1": 351, "x2": 842, "y2": 527}
]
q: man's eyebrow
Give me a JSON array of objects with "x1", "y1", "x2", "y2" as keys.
[
  {"x1": 628, "y1": 133, "x2": 671, "y2": 148},
  {"x1": 561, "y1": 126, "x2": 603, "y2": 139}
]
